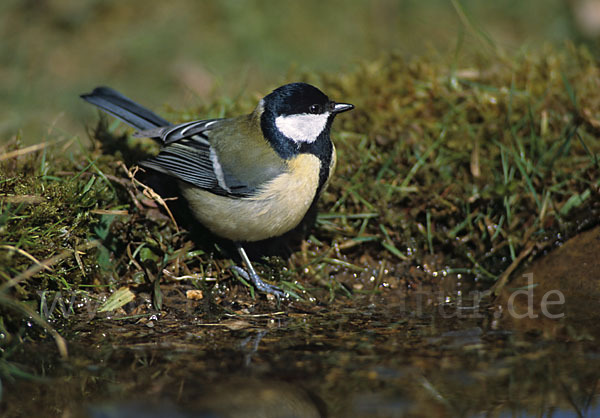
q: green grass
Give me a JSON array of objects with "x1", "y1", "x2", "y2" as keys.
[{"x1": 1, "y1": 45, "x2": 600, "y2": 369}]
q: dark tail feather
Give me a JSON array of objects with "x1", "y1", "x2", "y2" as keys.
[{"x1": 80, "y1": 87, "x2": 171, "y2": 131}]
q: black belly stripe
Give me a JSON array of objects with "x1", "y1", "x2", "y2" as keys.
[
  {"x1": 315, "y1": 142, "x2": 333, "y2": 197},
  {"x1": 299, "y1": 126, "x2": 334, "y2": 196}
]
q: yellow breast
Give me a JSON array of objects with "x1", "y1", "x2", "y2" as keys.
[{"x1": 180, "y1": 153, "x2": 322, "y2": 242}]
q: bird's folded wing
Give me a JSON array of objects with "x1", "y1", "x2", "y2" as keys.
[
  {"x1": 138, "y1": 120, "x2": 275, "y2": 198},
  {"x1": 134, "y1": 119, "x2": 221, "y2": 144}
]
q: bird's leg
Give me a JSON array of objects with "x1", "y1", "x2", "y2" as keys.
[{"x1": 231, "y1": 243, "x2": 285, "y2": 298}]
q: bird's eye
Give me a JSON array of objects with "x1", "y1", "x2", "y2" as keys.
[{"x1": 308, "y1": 104, "x2": 321, "y2": 114}]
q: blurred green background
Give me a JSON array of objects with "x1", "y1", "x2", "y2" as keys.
[{"x1": 1, "y1": 0, "x2": 597, "y2": 142}]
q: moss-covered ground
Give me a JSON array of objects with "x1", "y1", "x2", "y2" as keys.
[{"x1": 1, "y1": 46, "x2": 600, "y2": 403}]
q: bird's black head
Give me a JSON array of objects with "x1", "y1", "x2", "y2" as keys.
[
  {"x1": 259, "y1": 83, "x2": 353, "y2": 159},
  {"x1": 262, "y1": 82, "x2": 332, "y2": 117}
]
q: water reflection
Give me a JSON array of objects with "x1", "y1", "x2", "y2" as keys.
[{"x1": 3, "y1": 288, "x2": 600, "y2": 418}]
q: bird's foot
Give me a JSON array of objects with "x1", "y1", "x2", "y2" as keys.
[{"x1": 231, "y1": 265, "x2": 286, "y2": 299}]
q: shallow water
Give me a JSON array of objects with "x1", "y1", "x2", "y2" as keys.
[
  {"x1": 3, "y1": 284, "x2": 600, "y2": 418},
  {"x1": 4, "y1": 226, "x2": 600, "y2": 417}
]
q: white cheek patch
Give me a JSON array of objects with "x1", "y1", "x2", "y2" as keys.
[{"x1": 275, "y1": 113, "x2": 329, "y2": 144}]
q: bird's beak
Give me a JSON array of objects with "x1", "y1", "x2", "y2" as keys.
[{"x1": 332, "y1": 102, "x2": 354, "y2": 114}]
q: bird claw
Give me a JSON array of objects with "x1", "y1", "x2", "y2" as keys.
[{"x1": 231, "y1": 265, "x2": 286, "y2": 299}]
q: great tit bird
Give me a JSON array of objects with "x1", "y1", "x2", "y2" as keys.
[{"x1": 81, "y1": 83, "x2": 354, "y2": 297}]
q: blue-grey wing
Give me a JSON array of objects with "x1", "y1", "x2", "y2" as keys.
[
  {"x1": 138, "y1": 120, "x2": 258, "y2": 198},
  {"x1": 134, "y1": 119, "x2": 222, "y2": 144},
  {"x1": 140, "y1": 140, "x2": 257, "y2": 197}
]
